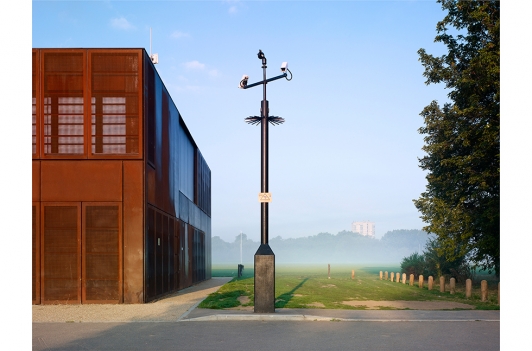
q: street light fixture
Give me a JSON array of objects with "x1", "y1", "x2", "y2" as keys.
[{"x1": 239, "y1": 49, "x2": 292, "y2": 313}]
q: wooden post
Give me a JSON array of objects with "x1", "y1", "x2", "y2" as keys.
[
  {"x1": 396, "y1": 272, "x2": 400, "y2": 283},
  {"x1": 385, "y1": 271, "x2": 388, "y2": 280},
  {"x1": 428, "y1": 276, "x2": 433, "y2": 290},
  {"x1": 351, "y1": 270, "x2": 355, "y2": 280},
  {"x1": 328, "y1": 264, "x2": 331, "y2": 279},
  {"x1": 409, "y1": 274, "x2": 414, "y2": 286},
  {"x1": 450, "y1": 278, "x2": 456, "y2": 294},
  {"x1": 402, "y1": 273, "x2": 406, "y2": 284},
  {"x1": 465, "y1": 279, "x2": 472, "y2": 298},
  {"x1": 439, "y1": 276, "x2": 445, "y2": 293},
  {"x1": 390, "y1": 272, "x2": 394, "y2": 282},
  {"x1": 380, "y1": 271, "x2": 383, "y2": 280},
  {"x1": 481, "y1": 280, "x2": 488, "y2": 302},
  {"x1": 418, "y1": 275, "x2": 424, "y2": 288}
]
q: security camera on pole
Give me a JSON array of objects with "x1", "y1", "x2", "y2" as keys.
[{"x1": 239, "y1": 50, "x2": 292, "y2": 313}]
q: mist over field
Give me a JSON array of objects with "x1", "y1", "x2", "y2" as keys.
[{"x1": 212, "y1": 229, "x2": 430, "y2": 266}]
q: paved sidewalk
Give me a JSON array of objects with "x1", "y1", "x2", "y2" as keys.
[{"x1": 32, "y1": 277, "x2": 233, "y2": 323}]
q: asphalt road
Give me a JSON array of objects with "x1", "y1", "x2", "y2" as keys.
[{"x1": 33, "y1": 319, "x2": 499, "y2": 351}]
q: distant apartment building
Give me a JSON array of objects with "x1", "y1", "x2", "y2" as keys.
[{"x1": 352, "y1": 221, "x2": 375, "y2": 237}]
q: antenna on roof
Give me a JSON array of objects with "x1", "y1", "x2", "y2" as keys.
[{"x1": 150, "y1": 27, "x2": 159, "y2": 64}]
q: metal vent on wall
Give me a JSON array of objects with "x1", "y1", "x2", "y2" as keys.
[
  {"x1": 43, "y1": 206, "x2": 79, "y2": 303},
  {"x1": 84, "y1": 206, "x2": 119, "y2": 302}
]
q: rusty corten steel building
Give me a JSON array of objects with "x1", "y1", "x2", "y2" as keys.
[{"x1": 32, "y1": 48, "x2": 211, "y2": 304}]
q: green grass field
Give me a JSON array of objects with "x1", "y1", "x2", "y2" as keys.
[{"x1": 200, "y1": 264, "x2": 499, "y2": 310}]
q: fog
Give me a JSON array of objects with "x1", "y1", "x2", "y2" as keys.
[{"x1": 212, "y1": 230, "x2": 430, "y2": 266}]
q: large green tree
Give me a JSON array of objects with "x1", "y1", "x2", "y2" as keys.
[{"x1": 414, "y1": 1, "x2": 499, "y2": 274}]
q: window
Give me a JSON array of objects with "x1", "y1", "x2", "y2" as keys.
[
  {"x1": 44, "y1": 97, "x2": 85, "y2": 154},
  {"x1": 91, "y1": 97, "x2": 128, "y2": 154},
  {"x1": 91, "y1": 52, "x2": 140, "y2": 155},
  {"x1": 43, "y1": 52, "x2": 85, "y2": 155}
]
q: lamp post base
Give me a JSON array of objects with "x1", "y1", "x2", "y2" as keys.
[{"x1": 254, "y1": 244, "x2": 275, "y2": 313}]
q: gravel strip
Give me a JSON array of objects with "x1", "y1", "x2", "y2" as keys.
[
  {"x1": 341, "y1": 300, "x2": 475, "y2": 310},
  {"x1": 32, "y1": 277, "x2": 232, "y2": 323}
]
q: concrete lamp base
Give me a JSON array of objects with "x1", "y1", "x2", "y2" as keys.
[{"x1": 254, "y1": 244, "x2": 275, "y2": 313}]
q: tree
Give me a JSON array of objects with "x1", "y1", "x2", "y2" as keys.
[
  {"x1": 413, "y1": 1, "x2": 499, "y2": 274},
  {"x1": 400, "y1": 252, "x2": 426, "y2": 278},
  {"x1": 423, "y1": 238, "x2": 472, "y2": 282},
  {"x1": 381, "y1": 229, "x2": 430, "y2": 251}
]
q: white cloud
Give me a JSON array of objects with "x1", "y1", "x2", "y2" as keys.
[
  {"x1": 184, "y1": 60, "x2": 206, "y2": 70},
  {"x1": 223, "y1": 0, "x2": 242, "y2": 14},
  {"x1": 171, "y1": 31, "x2": 190, "y2": 39},
  {"x1": 174, "y1": 85, "x2": 202, "y2": 93},
  {"x1": 180, "y1": 62, "x2": 221, "y2": 83},
  {"x1": 110, "y1": 17, "x2": 135, "y2": 30}
]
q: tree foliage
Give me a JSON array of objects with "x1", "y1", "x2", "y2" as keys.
[
  {"x1": 423, "y1": 238, "x2": 472, "y2": 282},
  {"x1": 414, "y1": 0, "x2": 499, "y2": 274},
  {"x1": 400, "y1": 238, "x2": 472, "y2": 282},
  {"x1": 400, "y1": 252, "x2": 426, "y2": 279},
  {"x1": 381, "y1": 229, "x2": 428, "y2": 250}
]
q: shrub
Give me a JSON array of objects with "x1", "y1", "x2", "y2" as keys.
[{"x1": 400, "y1": 252, "x2": 426, "y2": 278}]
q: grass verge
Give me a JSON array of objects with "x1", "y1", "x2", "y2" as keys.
[{"x1": 201, "y1": 264, "x2": 500, "y2": 311}]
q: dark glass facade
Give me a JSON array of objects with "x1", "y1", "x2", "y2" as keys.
[
  {"x1": 32, "y1": 48, "x2": 211, "y2": 304},
  {"x1": 143, "y1": 56, "x2": 211, "y2": 300}
]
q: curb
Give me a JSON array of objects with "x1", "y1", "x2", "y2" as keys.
[
  {"x1": 182, "y1": 314, "x2": 500, "y2": 322},
  {"x1": 183, "y1": 314, "x2": 331, "y2": 322}
]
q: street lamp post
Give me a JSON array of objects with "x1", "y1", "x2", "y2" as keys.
[{"x1": 239, "y1": 50, "x2": 291, "y2": 313}]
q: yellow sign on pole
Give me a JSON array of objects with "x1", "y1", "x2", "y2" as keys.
[{"x1": 258, "y1": 192, "x2": 272, "y2": 203}]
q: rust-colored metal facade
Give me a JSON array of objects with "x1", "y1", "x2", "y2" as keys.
[{"x1": 32, "y1": 48, "x2": 211, "y2": 304}]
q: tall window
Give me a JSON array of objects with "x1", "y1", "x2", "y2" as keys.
[
  {"x1": 43, "y1": 52, "x2": 85, "y2": 155},
  {"x1": 91, "y1": 52, "x2": 140, "y2": 155},
  {"x1": 44, "y1": 97, "x2": 85, "y2": 154},
  {"x1": 32, "y1": 51, "x2": 38, "y2": 156},
  {"x1": 91, "y1": 97, "x2": 127, "y2": 154}
]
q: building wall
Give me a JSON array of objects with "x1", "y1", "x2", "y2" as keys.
[
  {"x1": 32, "y1": 48, "x2": 211, "y2": 304},
  {"x1": 32, "y1": 48, "x2": 145, "y2": 304},
  {"x1": 142, "y1": 54, "x2": 211, "y2": 302}
]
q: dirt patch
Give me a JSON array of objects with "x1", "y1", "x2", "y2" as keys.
[
  {"x1": 292, "y1": 294, "x2": 304, "y2": 297},
  {"x1": 226, "y1": 305, "x2": 254, "y2": 311},
  {"x1": 321, "y1": 284, "x2": 336, "y2": 288},
  {"x1": 306, "y1": 302, "x2": 326, "y2": 308},
  {"x1": 341, "y1": 300, "x2": 475, "y2": 310},
  {"x1": 237, "y1": 296, "x2": 250, "y2": 305}
]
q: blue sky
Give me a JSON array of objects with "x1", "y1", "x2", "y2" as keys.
[
  {"x1": 28, "y1": 0, "x2": 514, "y2": 243},
  {"x1": 29, "y1": 1, "x2": 461, "y2": 241}
]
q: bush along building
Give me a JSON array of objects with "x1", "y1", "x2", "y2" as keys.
[{"x1": 32, "y1": 48, "x2": 211, "y2": 304}]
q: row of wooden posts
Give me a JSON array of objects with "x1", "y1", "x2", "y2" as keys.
[
  {"x1": 327, "y1": 265, "x2": 357, "y2": 280},
  {"x1": 379, "y1": 270, "x2": 499, "y2": 305}
]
